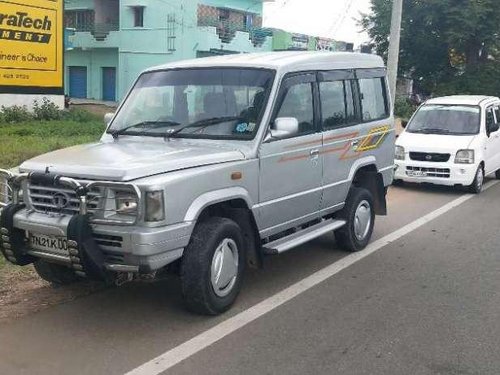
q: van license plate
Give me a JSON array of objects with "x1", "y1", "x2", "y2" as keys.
[
  {"x1": 407, "y1": 170, "x2": 427, "y2": 177},
  {"x1": 29, "y1": 233, "x2": 68, "y2": 252}
]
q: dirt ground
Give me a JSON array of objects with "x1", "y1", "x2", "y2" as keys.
[{"x1": 0, "y1": 265, "x2": 106, "y2": 323}]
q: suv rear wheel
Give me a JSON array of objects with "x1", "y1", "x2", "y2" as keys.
[
  {"x1": 34, "y1": 260, "x2": 79, "y2": 285},
  {"x1": 335, "y1": 187, "x2": 375, "y2": 252},
  {"x1": 181, "y1": 217, "x2": 245, "y2": 315},
  {"x1": 495, "y1": 169, "x2": 500, "y2": 179}
]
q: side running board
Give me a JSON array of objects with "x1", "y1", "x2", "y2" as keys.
[{"x1": 263, "y1": 219, "x2": 346, "y2": 255}]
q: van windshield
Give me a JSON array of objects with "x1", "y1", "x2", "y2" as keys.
[
  {"x1": 107, "y1": 68, "x2": 275, "y2": 140},
  {"x1": 407, "y1": 104, "x2": 481, "y2": 135}
]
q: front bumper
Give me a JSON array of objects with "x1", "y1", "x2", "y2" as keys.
[
  {"x1": 394, "y1": 159, "x2": 477, "y2": 186},
  {"x1": 0, "y1": 170, "x2": 194, "y2": 279}
]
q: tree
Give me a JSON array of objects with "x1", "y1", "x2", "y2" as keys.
[{"x1": 361, "y1": 0, "x2": 500, "y2": 96}]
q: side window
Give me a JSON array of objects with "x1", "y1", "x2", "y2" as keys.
[
  {"x1": 276, "y1": 82, "x2": 314, "y2": 135},
  {"x1": 494, "y1": 106, "x2": 500, "y2": 124},
  {"x1": 320, "y1": 80, "x2": 356, "y2": 129},
  {"x1": 486, "y1": 107, "x2": 495, "y2": 128},
  {"x1": 358, "y1": 77, "x2": 388, "y2": 121}
]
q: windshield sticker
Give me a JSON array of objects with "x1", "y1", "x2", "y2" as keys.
[{"x1": 235, "y1": 122, "x2": 249, "y2": 133}]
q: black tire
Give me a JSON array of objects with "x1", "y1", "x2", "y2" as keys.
[
  {"x1": 468, "y1": 165, "x2": 484, "y2": 194},
  {"x1": 181, "y1": 217, "x2": 245, "y2": 315},
  {"x1": 335, "y1": 187, "x2": 375, "y2": 252},
  {"x1": 495, "y1": 169, "x2": 500, "y2": 179},
  {"x1": 392, "y1": 179, "x2": 404, "y2": 186},
  {"x1": 33, "y1": 260, "x2": 79, "y2": 285}
]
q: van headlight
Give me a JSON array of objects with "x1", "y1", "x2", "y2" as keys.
[
  {"x1": 455, "y1": 150, "x2": 474, "y2": 164},
  {"x1": 395, "y1": 145, "x2": 405, "y2": 160},
  {"x1": 115, "y1": 192, "x2": 138, "y2": 215},
  {"x1": 145, "y1": 191, "x2": 165, "y2": 222}
]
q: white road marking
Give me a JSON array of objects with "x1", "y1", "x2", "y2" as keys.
[{"x1": 125, "y1": 181, "x2": 499, "y2": 375}]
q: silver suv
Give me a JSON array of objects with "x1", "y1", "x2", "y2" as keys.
[{"x1": 0, "y1": 52, "x2": 395, "y2": 314}]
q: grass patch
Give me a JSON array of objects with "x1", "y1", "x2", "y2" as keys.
[
  {"x1": 0, "y1": 119, "x2": 105, "y2": 170},
  {"x1": 0, "y1": 118, "x2": 105, "y2": 275}
]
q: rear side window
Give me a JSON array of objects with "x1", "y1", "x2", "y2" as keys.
[
  {"x1": 494, "y1": 106, "x2": 500, "y2": 123},
  {"x1": 358, "y1": 78, "x2": 389, "y2": 121},
  {"x1": 319, "y1": 80, "x2": 356, "y2": 129}
]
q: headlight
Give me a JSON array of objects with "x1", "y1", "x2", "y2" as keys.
[
  {"x1": 115, "y1": 192, "x2": 138, "y2": 215},
  {"x1": 145, "y1": 191, "x2": 165, "y2": 222},
  {"x1": 395, "y1": 145, "x2": 405, "y2": 160},
  {"x1": 455, "y1": 150, "x2": 474, "y2": 164}
]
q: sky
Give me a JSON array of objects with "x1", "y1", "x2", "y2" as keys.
[{"x1": 263, "y1": 0, "x2": 372, "y2": 47}]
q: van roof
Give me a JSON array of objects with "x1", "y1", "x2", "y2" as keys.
[
  {"x1": 426, "y1": 95, "x2": 500, "y2": 106},
  {"x1": 144, "y1": 51, "x2": 385, "y2": 74}
]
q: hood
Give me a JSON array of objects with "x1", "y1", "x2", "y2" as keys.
[
  {"x1": 20, "y1": 138, "x2": 245, "y2": 181},
  {"x1": 396, "y1": 131, "x2": 476, "y2": 153}
]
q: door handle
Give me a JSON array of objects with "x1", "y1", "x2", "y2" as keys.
[
  {"x1": 351, "y1": 140, "x2": 359, "y2": 149},
  {"x1": 310, "y1": 149, "x2": 320, "y2": 159}
]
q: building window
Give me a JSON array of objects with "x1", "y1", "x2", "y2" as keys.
[
  {"x1": 133, "y1": 6, "x2": 144, "y2": 27},
  {"x1": 167, "y1": 13, "x2": 176, "y2": 52}
]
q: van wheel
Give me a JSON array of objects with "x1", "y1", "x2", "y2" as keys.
[
  {"x1": 468, "y1": 165, "x2": 484, "y2": 194},
  {"x1": 495, "y1": 169, "x2": 500, "y2": 179},
  {"x1": 34, "y1": 260, "x2": 79, "y2": 285},
  {"x1": 335, "y1": 187, "x2": 375, "y2": 252},
  {"x1": 181, "y1": 217, "x2": 245, "y2": 315}
]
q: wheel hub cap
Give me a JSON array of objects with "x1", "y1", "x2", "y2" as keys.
[
  {"x1": 210, "y1": 238, "x2": 239, "y2": 297},
  {"x1": 354, "y1": 200, "x2": 372, "y2": 241}
]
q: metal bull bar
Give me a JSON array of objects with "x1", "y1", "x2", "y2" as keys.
[{"x1": 0, "y1": 169, "x2": 142, "y2": 279}]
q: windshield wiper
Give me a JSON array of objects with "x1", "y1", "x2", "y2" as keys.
[
  {"x1": 165, "y1": 116, "x2": 242, "y2": 138},
  {"x1": 110, "y1": 120, "x2": 180, "y2": 139}
]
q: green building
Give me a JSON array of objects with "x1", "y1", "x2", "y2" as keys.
[{"x1": 64, "y1": 0, "x2": 272, "y2": 101}]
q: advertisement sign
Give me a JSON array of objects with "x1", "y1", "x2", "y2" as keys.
[{"x1": 0, "y1": 0, "x2": 63, "y2": 94}]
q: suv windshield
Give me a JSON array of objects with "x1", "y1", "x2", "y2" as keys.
[
  {"x1": 407, "y1": 104, "x2": 481, "y2": 135},
  {"x1": 108, "y1": 68, "x2": 275, "y2": 140}
]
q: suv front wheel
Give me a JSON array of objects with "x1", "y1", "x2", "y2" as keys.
[
  {"x1": 181, "y1": 217, "x2": 245, "y2": 315},
  {"x1": 335, "y1": 187, "x2": 375, "y2": 252}
]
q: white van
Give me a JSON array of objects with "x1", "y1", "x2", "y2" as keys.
[{"x1": 394, "y1": 96, "x2": 500, "y2": 193}]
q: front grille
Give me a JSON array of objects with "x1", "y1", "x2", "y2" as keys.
[
  {"x1": 93, "y1": 233, "x2": 123, "y2": 248},
  {"x1": 406, "y1": 166, "x2": 451, "y2": 178},
  {"x1": 28, "y1": 183, "x2": 102, "y2": 215},
  {"x1": 409, "y1": 152, "x2": 450, "y2": 162}
]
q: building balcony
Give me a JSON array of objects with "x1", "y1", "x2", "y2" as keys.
[
  {"x1": 67, "y1": 24, "x2": 120, "y2": 49},
  {"x1": 196, "y1": 24, "x2": 272, "y2": 55}
]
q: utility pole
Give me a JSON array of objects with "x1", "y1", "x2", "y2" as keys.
[{"x1": 387, "y1": 0, "x2": 403, "y2": 105}]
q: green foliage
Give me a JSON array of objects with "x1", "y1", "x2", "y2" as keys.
[
  {"x1": 0, "y1": 105, "x2": 33, "y2": 123},
  {"x1": 33, "y1": 98, "x2": 63, "y2": 121},
  {"x1": 361, "y1": 0, "x2": 500, "y2": 95},
  {"x1": 394, "y1": 97, "x2": 416, "y2": 120},
  {"x1": 0, "y1": 99, "x2": 101, "y2": 125},
  {"x1": 63, "y1": 108, "x2": 100, "y2": 123}
]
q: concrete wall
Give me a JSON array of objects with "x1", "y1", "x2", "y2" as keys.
[
  {"x1": 200, "y1": 0, "x2": 262, "y2": 13},
  {"x1": 0, "y1": 94, "x2": 65, "y2": 110},
  {"x1": 65, "y1": 49, "x2": 119, "y2": 101},
  {"x1": 94, "y1": 0, "x2": 119, "y2": 24}
]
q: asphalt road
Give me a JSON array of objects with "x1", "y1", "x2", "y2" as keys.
[{"x1": 0, "y1": 180, "x2": 499, "y2": 375}]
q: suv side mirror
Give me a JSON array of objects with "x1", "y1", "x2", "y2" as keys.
[
  {"x1": 104, "y1": 112, "x2": 114, "y2": 125},
  {"x1": 401, "y1": 119, "x2": 408, "y2": 128},
  {"x1": 267, "y1": 117, "x2": 299, "y2": 141}
]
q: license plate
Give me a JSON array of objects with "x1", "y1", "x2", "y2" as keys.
[
  {"x1": 407, "y1": 170, "x2": 427, "y2": 177},
  {"x1": 29, "y1": 233, "x2": 68, "y2": 253}
]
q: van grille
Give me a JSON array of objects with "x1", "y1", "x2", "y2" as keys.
[
  {"x1": 406, "y1": 166, "x2": 451, "y2": 178},
  {"x1": 28, "y1": 183, "x2": 102, "y2": 215},
  {"x1": 409, "y1": 152, "x2": 450, "y2": 162}
]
